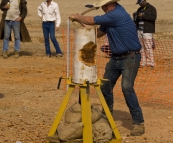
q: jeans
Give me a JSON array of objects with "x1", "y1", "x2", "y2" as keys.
[
  {"x1": 42, "y1": 22, "x2": 62, "y2": 55},
  {"x1": 100, "y1": 53, "x2": 144, "y2": 124},
  {"x1": 3, "y1": 20, "x2": 20, "y2": 52}
]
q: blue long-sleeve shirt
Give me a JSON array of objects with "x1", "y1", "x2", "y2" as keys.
[{"x1": 94, "y1": 3, "x2": 141, "y2": 55}]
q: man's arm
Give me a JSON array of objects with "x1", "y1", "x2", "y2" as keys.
[
  {"x1": 55, "y1": 3, "x2": 61, "y2": 31},
  {"x1": 0, "y1": 0, "x2": 10, "y2": 11},
  {"x1": 69, "y1": 14, "x2": 106, "y2": 38},
  {"x1": 37, "y1": 4, "x2": 43, "y2": 19},
  {"x1": 70, "y1": 14, "x2": 95, "y2": 25},
  {"x1": 19, "y1": 0, "x2": 27, "y2": 20},
  {"x1": 141, "y1": 6, "x2": 157, "y2": 21}
]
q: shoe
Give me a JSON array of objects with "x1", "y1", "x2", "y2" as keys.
[
  {"x1": 147, "y1": 63, "x2": 156, "y2": 68},
  {"x1": 46, "y1": 54, "x2": 51, "y2": 58},
  {"x1": 46, "y1": 135, "x2": 60, "y2": 143},
  {"x1": 56, "y1": 53, "x2": 63, "y2": 57},
  {"x1": 3, "y1": 51, "x2": 8, "y2": 59},
  {"x1": 14, "y1": 51, "x2": 19, "y2": 58},
  {"x1": 130, "y1": 123, "x2": 145, "y2": 136},
  {"x1": 139, "y1": 64, "x2": 146, "y2": 68}
]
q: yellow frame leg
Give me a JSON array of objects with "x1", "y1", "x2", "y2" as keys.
[
  {"x1": 94, "y1": 85, "x2": 122, "y2": 143},
  {"x1": 47, "y1": 77, "x2": 122, "y2": 143},
  {"x1": 80, "y1": 86, "x2": 93, "y2": 143},
  {"x1": 47, "y1": 84, "x2": 75, "y2": 143}
]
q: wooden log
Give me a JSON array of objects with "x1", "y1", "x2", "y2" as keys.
[{"x1": 73, "y1": 28, "x2": 97, "y2": 84}]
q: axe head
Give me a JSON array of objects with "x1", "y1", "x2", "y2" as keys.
[
  {"x1": 85, "y1": 4, "x2": 100, "y2": 10},
  {"x1": 85, "y1": 4, "x2": 94, "y2": 8}
]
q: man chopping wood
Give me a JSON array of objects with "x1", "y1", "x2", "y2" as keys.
[{"x1": 70, "y1": 0, "x2": 145, "y2": 136}]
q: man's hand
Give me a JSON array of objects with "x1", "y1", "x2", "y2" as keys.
[
  {"x1": 15, "y1": 17, "x2": 22, "y2": 22},
  {"x1": 138, "y1": 13, "x2": 143, "y2": 18},
  {"x1": 3, "y1": 4, "x2": 10, "y2": 9},
  {"x1": 69, "y1": 14, "x2": 95, "y2": 25},
  {"x1": 69, "y1": 13, "x2": 79, "y2": 21},
  {"x1": 40, "y1": 16, "x2": 43, "y2": 19},
  {"x1": 55, "y1": 26, "x2": 59, "y2": 31},
  {"x1": 69, "y1": 14, "x2": 93, "y2": 28}
]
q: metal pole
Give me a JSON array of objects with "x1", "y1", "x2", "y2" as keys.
[{"x1": 66, "y1": 20, "x2": 70, "y2": 90}]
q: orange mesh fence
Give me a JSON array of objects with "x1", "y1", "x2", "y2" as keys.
[{"x1": 60, "y1": 27, "x2": 173, "y2": 106}]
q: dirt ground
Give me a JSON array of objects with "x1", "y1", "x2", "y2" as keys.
[{"x1": 0, "y1": 0, "x2": 173, "y2": 143}]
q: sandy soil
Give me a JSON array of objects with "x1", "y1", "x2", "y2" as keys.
[{"x1": 0, "y1": 0, "x2": 173, "y2": 143}]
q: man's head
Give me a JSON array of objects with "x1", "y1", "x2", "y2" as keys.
[
  {"x1": 136, "y1": 0, "x2": 147, "y2": 7},
  {"x1": 46, "y1": 0, "x2": 52, "y2": 2},
  {"x1": 101, "y1": 2, "x2": 116, "y2": 13},
  {"x1": 93, "y1": 0, "x2": 120, "y2": 13}
]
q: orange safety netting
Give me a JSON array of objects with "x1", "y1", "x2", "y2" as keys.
[{"x1": 59, "y1": 27, "x2": 173, "y2": 106}]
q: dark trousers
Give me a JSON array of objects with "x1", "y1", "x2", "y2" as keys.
[
  {"x1": 42, "y1": 22, "x2": 62, "y2": 55},
  {"x1": 101, "y1": 53, "x2": 144, "y2": 124}
]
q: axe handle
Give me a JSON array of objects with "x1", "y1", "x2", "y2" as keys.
[
  {"x1": 80, "y1": 7, "x2": 97, "y2": 16},
  {"x1": 69, "y1": 7, "x2": 97, "y2": 21}
]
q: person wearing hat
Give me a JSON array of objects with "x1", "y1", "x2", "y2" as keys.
[
  {"x1": 133, "y1": 0, "x2": 157, "y2": 67},
  {"x1": 70, "y1": 0, "x2": 145, "y2": 136}
]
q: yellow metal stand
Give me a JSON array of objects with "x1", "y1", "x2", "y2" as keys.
[{"x1": 47, "y1": 77, "x2": 122, "y2": 143}]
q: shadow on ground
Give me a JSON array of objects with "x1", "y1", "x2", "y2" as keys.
[
  {"x1": 92, "y1": 103, "x2": 133, "y2": 130},
  {"x1": 113, "y1": 110, "x2": 132, "y2": 130},
  {"x1": 0, "y1": 93, "x2": 4, "y2": 99},
  {"x1": 20, "y1": 51, "x2": 33, "y2": 56},
  {"x1": 8, "y1": 51, "x2": 33, "y2": 57}
]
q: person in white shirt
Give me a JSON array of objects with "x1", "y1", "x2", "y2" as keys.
[
  {"x1": 0, "y1": 0, "x2": 31, "y2": 59},
  {"x1": 38, "y1": 0, "x2": 62, "y2": 57}
]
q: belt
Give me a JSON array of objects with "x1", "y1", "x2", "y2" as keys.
[{"x1": 112, "y1": 51, "x2": 140, "y2": 57}]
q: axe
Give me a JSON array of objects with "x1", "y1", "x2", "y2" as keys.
[
  {"x1": 81, "y1": 4, "x2": 99, "y2": 16},
  {"x1": 70, "y1": 4, "x2": 99, "y2": 21}
]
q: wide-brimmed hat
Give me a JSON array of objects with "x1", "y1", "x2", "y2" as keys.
[{"x1": 93, "y1": 0, "x2": 120, "y2": 8}]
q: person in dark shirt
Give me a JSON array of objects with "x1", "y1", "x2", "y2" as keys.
[
  {"x1": 70, "y1": 0, "x2": 145, "y2": 136},
  {"x1": 133, "y1": 0, "x2": 157, "y2": 67}
]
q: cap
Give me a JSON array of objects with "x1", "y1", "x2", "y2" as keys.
[{"x1": 136, "y1": 0, "x2": 144, "y2": 4}]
